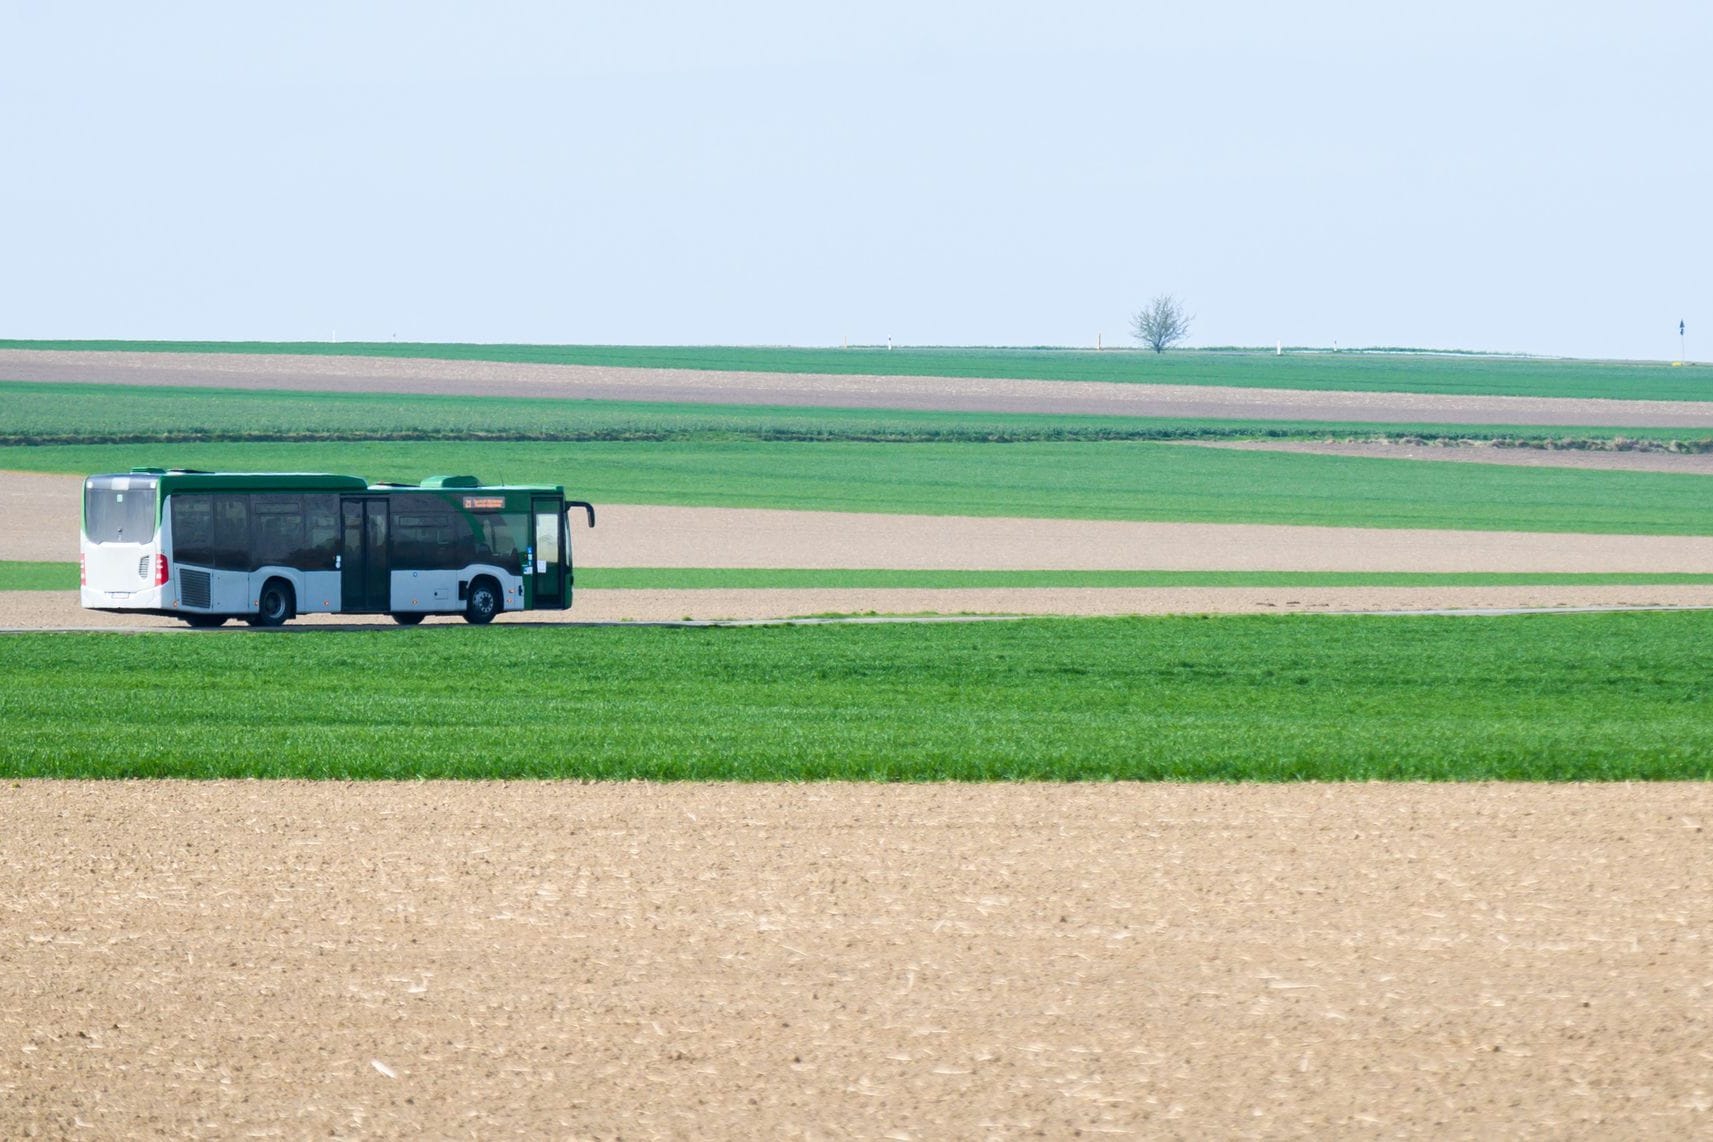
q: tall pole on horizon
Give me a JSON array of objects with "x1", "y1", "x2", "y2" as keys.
[{"x1": 1681, "y1": 319, "x2": 1687, "y2": 364}]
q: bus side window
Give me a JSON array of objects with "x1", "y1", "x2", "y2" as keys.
[
  {"x1": 482, "y1": 513, "x2": 527, "y2": 575},
  {"x1": 304, "y1": 496, "x2": 339, "y2": 571},
  {"x1": 253, "y1": 494, "x2": 305, "y2": 568},
  {"x1": 390, "y1": 497, "x2": 474, "y2": 570},
  {"x1": 212, "y1": 495, "x2": 251, "y2": 571},
  {"x1": 171, "y1": 494, "x2": 215, "y2": 566}
]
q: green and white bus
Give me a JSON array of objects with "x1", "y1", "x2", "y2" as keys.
[{"x1": 81, "y1": 469, "x2": 595, "y2": 627}]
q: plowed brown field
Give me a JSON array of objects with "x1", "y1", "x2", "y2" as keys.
[{"x1": 3, "y1": 782, "x2": 1709, "y2": 1138}]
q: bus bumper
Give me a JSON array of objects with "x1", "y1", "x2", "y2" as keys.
[{"x1": 81, "y1": 585, "x2": 169, "y2": 610}]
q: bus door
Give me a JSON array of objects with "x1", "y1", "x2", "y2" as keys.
[
  {"x1": 530, "y1": 497, "x2": 564, "y2": 608},
  {"x1": 340, "y1": 497, "x2": 390, "y2": 612}
]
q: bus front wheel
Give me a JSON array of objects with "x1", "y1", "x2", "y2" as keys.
[
  {"x1": 391, "y1": 613, "x2": 425, "y2": 626},
  {"x1": 464, "y1": 579, "x2": 500, "y2": 625},
  {"x1": 251, "y1": 580, "x2": 295, "y2": 627}
]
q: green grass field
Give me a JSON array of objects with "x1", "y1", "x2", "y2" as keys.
[
  {"x1": 5, "y1": 381, "x2": 1705, "y2": 447},
  {"x1": 8, "y1": 562, "x2": 1713, "y2": 593},
  {"x1": 6, "y1": 438, "x2": 1710, "y2": 534},
  {"x1": 0, "y1": 563, "x2": 75, "y2": 590},
  {"x1": 5, "y1": 340, "x2": 1708, "y2": 402},
  {"x1": 2, "y1": 613, "x2": 1708, "y2": 780}
]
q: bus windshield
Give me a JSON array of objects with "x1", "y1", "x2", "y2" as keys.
[{"x1": 84, "y1": 479, "x2": 158, "y2": 544}]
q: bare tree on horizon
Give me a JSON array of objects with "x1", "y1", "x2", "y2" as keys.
[{"x1": 1131, "y1": 295, "x2": 1192, "y2": 353}]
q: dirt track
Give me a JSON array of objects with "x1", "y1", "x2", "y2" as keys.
[
  {"x1": 3, "y1": 782, "x2": 1708, "y2": 1138},
  {"x1": 6, "y1": 347, "x2": 1713, "y2": 427}
]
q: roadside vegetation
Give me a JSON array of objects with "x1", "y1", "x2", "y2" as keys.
[
  {"x1": 3, "y1": 613, "x2": 1708, "y2": 780},
  {"x1": 4, "y1": 340, "x2": 1708, "y2": 402},
  {"x1": 5, "y1": 438, "x2": 1710, "y2": 534}
]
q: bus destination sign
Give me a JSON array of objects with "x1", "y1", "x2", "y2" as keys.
[{"x1": 462, "y1": 496, "x2": 506, "y2": 510}]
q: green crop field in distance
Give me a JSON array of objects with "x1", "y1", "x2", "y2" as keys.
[
  {"x1": 5, "y1": 439, "x2": 1711, "y2": 535},
  {"x1": 4, "y1": 340, "x2": 1708, "y2": 402},
  {"x1": 2, "y1": 613, "x2": 1709, "y2": 780},
  {"x1": 5, "y1": 381, "x2": 1706, "y2": 448}
]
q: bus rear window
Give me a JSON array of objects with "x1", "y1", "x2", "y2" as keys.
[{"x1": 84, "y1": 482, "x2": 158, "y2": 544}]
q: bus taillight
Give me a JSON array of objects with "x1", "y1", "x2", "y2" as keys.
[
  {"x1": 80, "y1": 554, "x2": 87, "y2": 587},
  {"x1": 152, "y1": 555, "x2": 169, "y2": 587}
]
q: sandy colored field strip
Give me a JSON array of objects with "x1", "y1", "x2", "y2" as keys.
[
  {"x1": 2, "y1": 781, "x2": 1708, "y2": 1138},
  {"x1": 0, "y1": 473, "x2": 81, "y2": 562},
  {"x1": 6, "y1": 348, "x2": 1713, "y2": 427},
  {"x1": 589, "y1": 507, "x2": 1713, "y2": 574}
]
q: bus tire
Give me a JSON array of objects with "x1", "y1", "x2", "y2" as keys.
[
  {"x1": 184, "y1": 614, "x2": 227, "y2": 628},
  {"x1": 391, "y1": 613, "x2": 425, "y2": 626},
  {"x1": 463, "y1": 578, "x2": 500, "y2": 625},
  {"x1": 252, "y1": 579, "x2": 294, "y2": 627}
]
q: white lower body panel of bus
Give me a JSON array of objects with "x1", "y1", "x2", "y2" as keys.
[{"x1": 83, "y1": 564, "x2": 526, "y2": 618}]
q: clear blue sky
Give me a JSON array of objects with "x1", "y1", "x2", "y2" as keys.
[{"x1": 4, "y1": 2, "x2": 1708, "y2": 359}]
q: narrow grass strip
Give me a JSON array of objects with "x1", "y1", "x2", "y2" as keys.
[{"x1": 0, "y1": 562, "x2": 78, "y2": 591}]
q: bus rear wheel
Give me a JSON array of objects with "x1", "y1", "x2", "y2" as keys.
[
  {"x1": 391, "y1": 613, "x2": 425, "y2": 626},
  {"x1": 250, "y1": 579, "x2": 295, "y2": 627},
  {"x1": 184, "y1": 614, "x2": 226, "y2": 628},
  {"x1": 463, "y1": 579, "x2": 500, "y2": 625}
]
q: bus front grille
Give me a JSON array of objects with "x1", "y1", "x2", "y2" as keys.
[{"x1": 180, "y1": 568, "x2": 211, "y2": 609}]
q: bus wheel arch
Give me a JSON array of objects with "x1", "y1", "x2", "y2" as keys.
[
  {"x1": 252, "y1": 578, "x2": 296, "y2": 627},
  {"x1": 463, "y1": 576, "x2": 501, "y2": 625}
]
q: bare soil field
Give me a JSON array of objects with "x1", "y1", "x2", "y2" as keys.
[
  {"x1": 6, "y1": 347, "x2": 1713, "y2": 427},
  {"x1": 2, "y1": 782, "x2": 1709, "y2": 1138},
  {"x1": 1188, "y1": 439, "x2": 1713, "y2": 475}
]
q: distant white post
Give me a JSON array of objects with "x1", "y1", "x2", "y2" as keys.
[
  {"x1": 1681, "y1": 319, "x2": 1687, "y2": 364},
  {"x1": 1096, "y1": 333, "x2": 1102, "y2": 351},
  {"x1": 1276, "y1": 340, "x2": 1282, "y2": 356}
]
